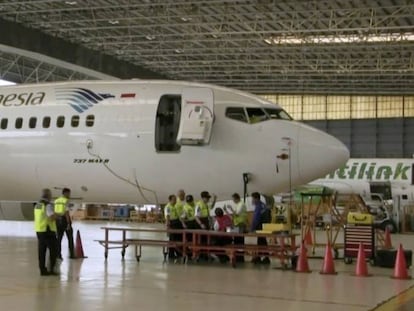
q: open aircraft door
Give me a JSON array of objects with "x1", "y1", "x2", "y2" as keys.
[{"x1": 177, "y1": 87, "x2": 214, "y2": 145}]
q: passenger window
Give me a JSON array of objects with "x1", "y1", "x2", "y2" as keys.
[
  {"x1": 264, "y1": 108, "x2": 292, "y2": 121},
  {"x1": 29, "y1": 117, "x2": 37, "y2": 129},
  {"x1": 246, "y1": 108, "x2": 268, "y2": 123},
  {"x1": 1, "y1": 118, "x2": 8, "y2": 130},
  {"x1": 86, "y1": 115, "x2": 94, "y2": 127},
  {"x1": 15, "y1": 117, "x2": 23, "y2": 129},
  {"x1": 57, "y1": 116, "x2": 65, "y2": 128},
  {"x1": 71, "y1": 115, "x2": 79, "y2": 127},
  {"x1": 43, "y1": 116, "x2": 51, "y2": 128},
  {"x1": 225, "y1": 107, "x2": 248, "y2": 123}
]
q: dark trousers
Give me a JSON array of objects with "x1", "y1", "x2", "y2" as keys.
[
  {"x1": 257, "y1": 237, "x2": 268, "y2": 258},
  {"x1": 37, "y1": 230, "x2": 58, "y2": 273},
  {"x1": 198, "y1": 217, "x2": 210, "y2": 245},
  {"x1": 185, "y1": 220, "x2": 197, "y2": 242},
  {"x1": 168, "y1": 219, "x2": 183, "y2": 258},
  {"x1": 199, "y1": 217, "x2": 210, "y2": 230},
  {"x1": 213, "y1": 235, "x2": 233, "y2": 262},
  {"x1": 56, "y1": 217, "x2": 75, "y2": 258},
  {"x1": 234, "y1": 225, "x2": 246, "y2": 262}
]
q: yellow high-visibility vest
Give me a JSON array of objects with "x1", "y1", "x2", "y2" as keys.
[
  {"x1": 196, "y1": 200, "x2": 209, "y2": 218},
  {"x1": 165, "y1": 203, "x2": 179, "y2": 221},
  {"x1": 183, "y1": 203, "x2": 195, "y2": 221},
  {"x1": 175, "y1": 198, "x2": 184, "y2": 218},
  {"x1": 54, "y1": 196, "x2": 68, "y2": 215},
  {"x1": 34, "y1": 202, "x2": 57, "y2": 232}
]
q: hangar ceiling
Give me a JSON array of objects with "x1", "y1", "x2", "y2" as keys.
[
  {"x1": 0, "y1": 0, "x2": 413, "y2": 94},
  {"x1": 0, "y1": 44, "x2": 117, "y2": 83}
]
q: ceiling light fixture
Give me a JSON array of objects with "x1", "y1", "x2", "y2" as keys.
[
  {"x1": 263, "y1": 38, "x2": 272, "y2": 45},
  {"x1": 264, "y1": 32, "x2": 414, "y2": 45},
  {"x1": 145, "y1": 35, "x2": 156, "y2": 40}
]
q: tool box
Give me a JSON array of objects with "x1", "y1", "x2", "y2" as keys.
[{"x1": 344, "y1": 223, "x2": 375, "y2": 264}]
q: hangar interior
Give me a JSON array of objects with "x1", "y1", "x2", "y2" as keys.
[
  {"x1": 1, "y1": 1, "x2": 413, "y2": 157},
  {"x1": 0, "y1": 1, "x2": 414, "y2": 311}
]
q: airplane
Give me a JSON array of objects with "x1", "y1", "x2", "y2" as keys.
[
  {"x1": 0, "y1": 80, "x2": 349, "y2": 210},
  {"x1": 309, "y1": 158, "x2": 414, "y2": 232},
  {"x1": 311, "y1": 158, "x2": 414, "y2": 203}
]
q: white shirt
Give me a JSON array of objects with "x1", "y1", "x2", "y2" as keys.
[
  {"x1": 45, "y1": 203, "x2": 54, "y2": 217},
  {"x1": 234, "y1": 201, "x2": 246, "y2": 215},
  {"x1": 213, "y1": 220, "x2": 219, "y2": 231},
  {"x1": 195, "y1": 203, "x2": 202, "y2": 217},
  {"x1": 164, "y1": 205, "x2": 171, "y2": 218}
]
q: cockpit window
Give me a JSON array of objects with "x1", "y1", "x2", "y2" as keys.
[
  {"x1": 225, "y1": 107, "x2": 248, "y2": 123},
  {"x1": 264, "y1": 108, "x2": 293, "y2": 120},
  {"x1": 246, "y1": 108, "x2": 269, "y2": 124}
]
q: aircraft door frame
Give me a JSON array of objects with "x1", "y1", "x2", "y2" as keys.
[{"x1": 155, "y1": 94, "x2": 182, "y2": 152}]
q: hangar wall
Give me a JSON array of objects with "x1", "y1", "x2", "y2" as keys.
[
  {"x1": 263, "y1": 94, "x2": 414, "y2": 158},
  {"x1": 304, "y1": 118, "x2": 414, "y2": 158}
]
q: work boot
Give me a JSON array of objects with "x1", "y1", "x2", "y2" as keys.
[{"x1": 40, "y1": 270, "x2": 50, "y2": 276}]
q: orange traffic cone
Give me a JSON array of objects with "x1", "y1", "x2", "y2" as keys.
[
  {"x1": 320, "y1": 243, "x2": 337, "y2": 275},
  {"x1": 354, "y1": 243, "x2": 371, "y2": 277},
  {"x1": 296, "y1": 243, "x2": 311, "y2": 273},
  {"x1": 304, "y1": 228, "x2": 313, "y2": 246},
  {"x1": 392, "y1": 244, "x2": 411, "y2": 280},
  {"x1": 75, "y1": 230, "x2": 87, "y2": 259},
  {"x1": 384, "y1": 227, "x2": 393, "y2": 249}
]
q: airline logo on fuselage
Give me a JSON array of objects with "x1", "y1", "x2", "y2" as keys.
[
  {"x1": 55, "y1": 88, "x2": 115, "y2": 113},
  {"x1": 0, "y1": 92, "x2": 45, "y2": 106},
  {"x1": 326, "y1": 161, "x2": 411, "y2": 181}
]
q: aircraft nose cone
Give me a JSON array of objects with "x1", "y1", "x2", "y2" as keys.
[{"x1": 298, "y1": 126, "x2": 349, "y2": 182}]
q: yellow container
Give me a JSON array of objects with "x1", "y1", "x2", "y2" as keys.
[
  {"x1": 256, "y1": 223, "x2": 290, "y2": 233},
  {"x1": 347, "y1": 212, "x2": 374, "y2": 225}
]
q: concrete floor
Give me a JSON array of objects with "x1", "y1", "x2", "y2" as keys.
[{"x1": 0, "y1": 220, "x2": 413, "y2": 311}]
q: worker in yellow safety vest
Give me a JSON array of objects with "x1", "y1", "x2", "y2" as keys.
[
  {"x1": 164, "y1": 194, "x2": 183, "y2": 260},
  {"x1": 54, "y1": 188, "x2": 75, "y2": 259},
  {"x1": 224, "y1": 192, "x2": 248, "y2": 262},
  {"x1": 181, "y1": 194, "x2": 197, "y2": 230},
  {"x1": 175, "y1": 189, "x2": 186, "y2": 224},
  {"x1": 34, "y1": 188, "x2": 59, "y2": 276},
  {"x1": 225, "y1": 193, "x2": 248, "y2": 233},
  {"x1": 195, "y1": 191, "x2": 217, "y2": 230}
]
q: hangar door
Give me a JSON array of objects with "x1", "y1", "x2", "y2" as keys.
[{"x1": 176, "y1": 87, "x2": 214, "y2": 145}]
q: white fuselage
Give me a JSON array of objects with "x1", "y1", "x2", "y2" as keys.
[
  {"x1": 0, "y1": 80, "x2": 349, "y2": 204},
  {"x1": 312, "y1": 158, "x2": 414, "y2": 203}
]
